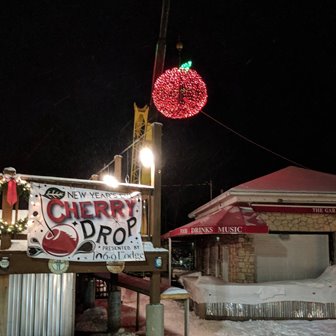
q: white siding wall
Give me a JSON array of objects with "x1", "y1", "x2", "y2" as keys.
[
  {"x1": 254, "y1": 234, "x2": 329, "y2": 282},
  {"x1": 7, "y1": 273, "x2": 75, "y2": 336}
]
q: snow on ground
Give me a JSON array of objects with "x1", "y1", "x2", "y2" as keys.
[
  {"x1": 120, "y1": 289, "x2": 336, "y2": 336},
  {"x1": 77, "y1": 266, "x2": 336, "y2": 336},
  {"x1": 76, "y1": 290, "x2": 336, "y2": 335}
]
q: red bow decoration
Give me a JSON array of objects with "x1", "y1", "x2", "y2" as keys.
[{"x1": 7, "y1": 179, "x2": 18, "y2": 206}]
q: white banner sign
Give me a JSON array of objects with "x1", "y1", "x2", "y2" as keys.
[{"x1": 27, "y1": 183, "x2": 145, "y2": 262}]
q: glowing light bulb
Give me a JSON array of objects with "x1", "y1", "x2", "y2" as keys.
[
  {"x1": 139, "y1": 147, "x2": 154, "y2": 168},
  {"x1": 103, "y1": 175, "x2": 119, "y2": 188}
]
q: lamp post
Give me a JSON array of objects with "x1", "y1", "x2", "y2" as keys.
[
  {"x1": 90, "y1": 155, "x2": 125, "y2": 333},
  {"x1": 103, "y1": 125, "x2": 164, "y2": 335},
  {"x1": 145, "y1": 122, "x2": 164, "y2": 336}
]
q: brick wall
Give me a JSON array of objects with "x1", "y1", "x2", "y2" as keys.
[
  {"x1": 259, "y1": 212, "x2": 336, "y2": 232},
  {"x1": 226, "y1": 235, "x2": 255, "y2": 283},
  {"x1": 197, "y1": 235, "x2": 255, "y2": 283}
]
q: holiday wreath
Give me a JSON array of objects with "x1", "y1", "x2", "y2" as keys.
[{"x1": 0, "y1": 174, "x2": 30, "y2": 234}]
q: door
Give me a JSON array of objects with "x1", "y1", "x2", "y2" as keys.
[{"x1": 254, "y1": 234, "x2": 329, "y2": 282}]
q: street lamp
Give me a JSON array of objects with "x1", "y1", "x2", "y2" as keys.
[
  {"x1": 139, "y1": 147, "x2": 154, "y2": 168},
  {"x1": 139, "y1": 146, "x2": 154, "y2": 187}
]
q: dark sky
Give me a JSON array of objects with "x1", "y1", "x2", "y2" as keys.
[{"x1": 2, "y1": 1, "x2": 336, "y2": 230}]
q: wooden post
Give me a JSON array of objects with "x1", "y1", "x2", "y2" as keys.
[
  {"x1": 151, "y1": 122, "x2": 162, "y2": 248},
  {"x1": 0, "y1": 275, "x2": 9, "y2": 336},
  {"x1": 114, "y1": 155, "x2": 123, "y2": 181},
  {"x1": 0, "y1": 167, "x2": 16, "y2": 336},
  {"x1": 107, "y1": 155, "x2": 123, "y2": 333},
  {"x1": 149, "y1": 122, "x2": 162, "y2": 304},
  {"x1": 1, "y1": 167, "x2": 16, "y2": 250},
  {"x1": 146, "y1": 122, "x2": 164, "y2": 335}
]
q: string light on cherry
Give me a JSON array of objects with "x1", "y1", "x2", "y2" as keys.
[{"x1": 152, "y1": 61, "x2": 208, "y2": 119}]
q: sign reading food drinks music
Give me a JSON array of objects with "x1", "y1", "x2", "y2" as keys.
[{"x1": 27, "y1": 183, "x2": 145, "y2": 262}]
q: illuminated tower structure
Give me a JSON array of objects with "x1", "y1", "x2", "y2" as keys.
[{"x1": 130, "y1": 103, "x2": 152, "y2": 186}]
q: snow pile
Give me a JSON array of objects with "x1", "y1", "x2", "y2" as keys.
[
  {"x1": 179, "y1": 265, "x2": 336, "y2": 305},
  {"x1": 130, "y1": 290, "x2": 336, "y2": 335},
  {"x1": 74, "y1": 288, "x2": 336, "y2": 335}
]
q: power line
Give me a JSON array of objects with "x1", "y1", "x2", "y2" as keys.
[
  {"x1": 201, "y1": 111, "x2": 307, "y2": 169},
  {"x1": 162, "y1": 182, "x2": 209, "y2": 187},
  {"x1": 94, "y1": 109, "x2": 308, "y2": 178}
]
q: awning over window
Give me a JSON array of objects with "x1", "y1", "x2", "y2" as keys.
[{"x1": 162, "y1": 206, "x2": 268, "y2": 239}]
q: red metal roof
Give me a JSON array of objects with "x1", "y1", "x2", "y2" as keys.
[
  {"x1": 232, "y1": 166, "x2": 336, "y2": 193},
  {"x1": 165, "y1": 166, "x2": 336, "y2": 239},
  {"x1": 162, "y1": 206, "x2": 268, "y2": 239}
]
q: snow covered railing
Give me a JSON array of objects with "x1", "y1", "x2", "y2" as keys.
[
  {"x1": 179, "y1": 266, "x2": 336, "y2": 320},
  {"x1": 198, "y1": 301, "x2": 336, "y2": 320}
]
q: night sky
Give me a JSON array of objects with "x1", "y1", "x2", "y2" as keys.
[{"x1": 2, "y1": 1, "x2": 336, "y2": 231}]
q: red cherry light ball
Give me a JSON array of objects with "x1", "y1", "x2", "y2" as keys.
[
  {"x1": 152, "y1": 66, "x2": 208, "y2": 119},
  {"x1": 42, "y1": 224, "x2": 79, "y2": 257}
]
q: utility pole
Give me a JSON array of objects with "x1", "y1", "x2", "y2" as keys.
[
  {"x1": 150, "y1": 0, "x2": 170, "y2": 122},
  {"x1": 146, "y1": 1, "x2": 170, "y2": 335}
]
